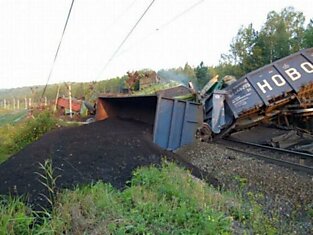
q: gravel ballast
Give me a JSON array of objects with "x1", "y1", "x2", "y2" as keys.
[{"x1": 176, "y1": 141, "x2": 313, "y2": 233}]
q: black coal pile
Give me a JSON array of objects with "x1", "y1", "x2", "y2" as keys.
[{"x1": 0, "y1": 118, "x2": 200, "y2": 209}]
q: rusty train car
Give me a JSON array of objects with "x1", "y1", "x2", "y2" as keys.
[{"x1": 203, "y1": 48, "x2": 313, "y2": 137}]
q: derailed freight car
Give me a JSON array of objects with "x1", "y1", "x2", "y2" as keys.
[
  {"x1": 202, "y1": 48, "x2": 313, "y2": 137},
  {"x1": 96, "y1": 95, "x2": 203, "y2": 150}
]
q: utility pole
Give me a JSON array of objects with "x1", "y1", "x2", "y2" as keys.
[
  {"x1": 54, "y1": 84, "x2": 60, "y2": 112},
  {"x1": 68, "y1": 83, "x2": 72, "y2": 119},
  {"x1": 17, "y1": 99, "x2": 20, "y2": 110},
  {"x1": 25, "y1": 97, "x2": 28, "y2": 109},
  {"x1": 64, "y1": 82, "x2": 72, "y2": 118}
]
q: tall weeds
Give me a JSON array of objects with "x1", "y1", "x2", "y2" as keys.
[{"x1": 35, "y1": 159, "x2": 60, "y2": 207}]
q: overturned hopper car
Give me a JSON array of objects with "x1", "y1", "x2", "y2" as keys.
[
  {"x1": 202, "y1": 48, "x2": 313, "y2": 137},
  {"x1": 96, "y1": 95, "x2": 203, "y2": 150}
]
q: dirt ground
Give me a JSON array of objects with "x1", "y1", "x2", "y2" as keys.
[{"x1": 0, "y1": 118, "x2": 203, "y2": 209}]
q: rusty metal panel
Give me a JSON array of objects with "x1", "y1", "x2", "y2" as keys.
[{"x1": 153, "y1": 97, "x2": 203, "y2": 150}]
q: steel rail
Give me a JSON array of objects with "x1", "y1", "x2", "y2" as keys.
[
  {"x1": 226, "y1": 138, "x2": 313, "y2": 158},
  {"x1": 217, "y1": 139, "x2": 313, "y2": 175},
  {"x1": 224, "y1": 145, "x2": 313, "y2": 175}
]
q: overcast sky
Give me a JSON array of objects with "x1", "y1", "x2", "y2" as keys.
[{"x1": 0, "y1": 0, "x2": 312, "y2": 89}]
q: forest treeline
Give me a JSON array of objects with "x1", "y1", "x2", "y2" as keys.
[{"x1": 1, "y1": 7, "x2": 312, "y2": 102}]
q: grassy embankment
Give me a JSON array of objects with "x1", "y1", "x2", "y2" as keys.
[
  {"x1": 0, "y1": 161, "x2": 277, "y2": 234},
  {"x1": 0, "y1": 109, "x2": 56, "y2": 163},
  {"x1": 0, "y1": 109, "x2": 276, "y2": 234}
]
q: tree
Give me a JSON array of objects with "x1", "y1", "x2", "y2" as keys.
[
  {"x1": 195, "y1": 62, "x2": 210, "y2": 88},
  {"x1": 303, "y1": 19, "x2": 313, "y2": 48},
  {"x1": 260, "y1": 7, "x2": 305, "y2": 62},
  {"x1": 221, "y1": 7, "x2": 306, "y2": 76},
  {"x1": 221, "y1": 23, "x2": 263, "y2": 75},
  {"x1": 183, "y1": 63, "x2": 197, "y2": 82},
  {"x1": 272, "y1": 20, "x2": 289, "y2": 58},
  {"x1": 214, "y1": 63, "x2": 243, "y2": 79}
]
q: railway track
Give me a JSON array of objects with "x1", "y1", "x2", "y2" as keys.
[{"x1": 215, "y1": 138, "x2": 313, "y2": 175}]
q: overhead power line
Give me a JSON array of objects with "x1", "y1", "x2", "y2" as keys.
[
  {"x1": 96, "y1": 0, "x2": 156, "y2": 79},
  {"x1": 117, "y1": 0, "x2": 204, "y2": 57},
  {"x1": 41, "y1": 0, "x2": 75, "y2": 98},
  {"x1": 158, "y1": 0, "x2": 204, "y2": 29},
  {"x1": 103, "y1": 0, "x2": 138, "y2": 33}
]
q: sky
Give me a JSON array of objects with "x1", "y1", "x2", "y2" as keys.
[{"x1": 0, "y1": 0, "x2": 312, "y2": 89}]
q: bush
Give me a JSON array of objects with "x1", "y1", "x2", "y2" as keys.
[{"x1": 10, "y1": 111, "x2": 57, "y2": 152}]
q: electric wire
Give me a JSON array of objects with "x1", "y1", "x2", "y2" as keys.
[
  {"x1": 41, "y1": 0, "x2": 75, "y2": 98},
  {"x1": 102, "y1": 0, "x2": 138, "y2": 33},
  {"x1": 117, "y1": 0, "x2": 204, "y2": 57},
  {"x1": 158, "y1": 0, "x2": 204, "y2": 30},
  {"x1": 96, "y1": 0, "x2": 156, "y2": 80}
]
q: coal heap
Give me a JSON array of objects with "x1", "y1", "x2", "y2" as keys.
[{"x1": 0, "y1": 118, "x2": 199, "y2": 209}]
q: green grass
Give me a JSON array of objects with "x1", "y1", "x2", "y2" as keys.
[
  {"x1": 9, "y1": 111, "x2": 57, "y2": 152},
  {"x1": 0, "y1": 109, "x2": 29, "y2": 163},
  {"x1": 0, "y1": 151, "x2": 10, "y2": 164},
  {"x1": 134, "y1": 82, "x2": 196, "y2": 100},
  {"x1": 134, "y1": 81, "x2": 180, "y2": 95},
  {"x1": 0, "y1": 196, "x2": 35, "y2": 235},
  {"x1": 47, "y1": 162, "x2": 234, "y2": 234},
  {"x1": 0, "y1": 161, "x2": 278, "y2": 234},
  {"x1": 0, "y1": 110, "x2": 27, "y2": 127},
  {"x1": 0, "y1": 123, "x2": 18, "y2": 164},
  {"x1": 0, "y1": 110, "x2": 57, "y2": 164}
]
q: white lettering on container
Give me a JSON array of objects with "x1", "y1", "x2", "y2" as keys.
[
  {"x1": 257, "y1": 80, "x2": 273, "y2": 94},
  {"x1": 271, "y1": 75, "x2": 286, "y2": 87},
  {"x1": 285, "y1": 68, "x2": 301, "y2": 81},
  {"x1": 301, "y1": 62, "x2": 313, "y2": 73}
]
